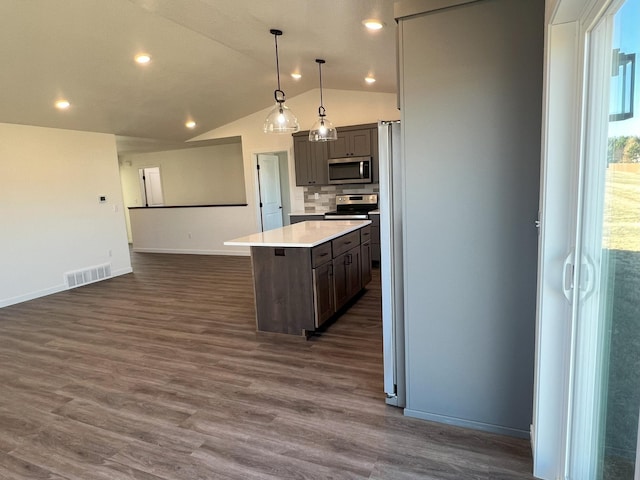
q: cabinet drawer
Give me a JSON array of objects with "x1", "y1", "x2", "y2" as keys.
[
  {"x1": 332, "y1": 231, "x2": 360, "y2": 257},
  {"x1": 360, "y1": 225, "x2": 371, "y2": 243},
  {"x1": 311, "y1": 242, "x2": 332, "y2": 267}
]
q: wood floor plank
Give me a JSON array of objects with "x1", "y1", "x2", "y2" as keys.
[
  {"x1": 0, "y1": 251, "x2": 534, "y2": 479},
  {"x1": 0, "y1": 451, "x2": 70, "y2": 480}
]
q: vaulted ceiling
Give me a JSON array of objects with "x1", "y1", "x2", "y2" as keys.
[{"x1": 0, "y1": 0, "x2": 396, "y2": 146}]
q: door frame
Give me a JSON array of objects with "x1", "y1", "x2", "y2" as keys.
[
  {"x1": 565, "y1": 7, "x2": 618, "y2": 477},
  {"x1": 138, "y1": 166, "x2": 164, "y2": 207},
  {"x1": 533, "y1": 9, "x2": 586, "y2": 478},
  {"x1": 252, "y1": 150, "x2": 294, "y2": 232},
  {"x1": 534, "y1": 0, "x2": 629, "y2": 478},
  {"x1": 256, "y1": 153, "x2": 283, "y2": 232}
]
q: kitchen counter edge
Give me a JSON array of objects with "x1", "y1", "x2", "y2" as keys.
[{"x1": 224, "y1": 220, "x2": 371, "y2": 248}]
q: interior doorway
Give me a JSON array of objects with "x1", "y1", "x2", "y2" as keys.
[
  {"x1": 256, "y1": 152, "x2": 291, "y2": 231},
  {"x1": 138, "y1": 167, "x2": 164, "y2": 207}
]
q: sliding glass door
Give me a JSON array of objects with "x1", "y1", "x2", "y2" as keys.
[{"x1": 568, "y1": 0, "x2": 640, "y2": 478}]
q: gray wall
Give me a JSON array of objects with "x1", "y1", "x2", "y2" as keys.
[{"x1": 398, "y1": 0, "x2": 544, "y2": 436}]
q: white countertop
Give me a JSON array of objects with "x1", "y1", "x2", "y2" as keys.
[{"x1": 224, "y1": 220, "x2": 371, "y2": 248}]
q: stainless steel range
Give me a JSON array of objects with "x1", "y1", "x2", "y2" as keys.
[{"x1": 324, "y1": 194, "x2": 378, "y2": 220}]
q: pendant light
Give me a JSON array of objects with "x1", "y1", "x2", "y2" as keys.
[
  {"x1": 309, "y1": 59, "x2": 338, "y2": 142},
  {"x1": 263, "y1": 29, "x2": 299, "y2": 134}
]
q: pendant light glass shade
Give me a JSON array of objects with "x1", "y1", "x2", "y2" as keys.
[
  {"x1": 309, "y1": 59, "x2": 337, "y2": 142},
  {"x1": 264, "y1": 96, "x2": 299, "y2": 133},
  {"x1": 263, "y1": 29, "x2": 299, "y2": 134},
  {"x1": 309, "y1": 110, "x2": 337, "y2": 141}
]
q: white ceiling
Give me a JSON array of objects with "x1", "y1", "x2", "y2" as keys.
[{"x1": 0, "y1": 0, "x2": 396, "y2": 148}]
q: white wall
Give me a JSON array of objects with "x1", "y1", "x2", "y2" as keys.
[
  {"x1": 129, "y1": 206, "x2": 255, "y2": 256},
  {"x1": 120, "y1": 143, "x2": 245, "y2": 206},
  {"x1": 119, "y1": 142, "x2": 245, "y2": 242},
  {"x1": 0, "y1": 123, "x2": 132, "y2": 307},
  {"x1": 192, "y1": 88, "x2": 399, "y2": 235}
]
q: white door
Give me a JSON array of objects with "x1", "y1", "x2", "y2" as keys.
[
  {"x1": 139, "y1": 167, "x2": 164, "y2": 206},
  {"x1": 257, "y1": 154, "x2": 283, "y2": 231},
  {"x1": 565, "y1": 1, "x2": 640, "y2": 478}
]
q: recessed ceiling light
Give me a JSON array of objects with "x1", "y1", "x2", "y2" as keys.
[
  {"x1": 365, "y1": 76, "x2": 376, "y2": 84},
  {"x1": 55, "y1": 100, "x2": 70, "y2": 110},
  {"x1": 185, "y1": 120, "x2": 197, "y2": 129},
  {"x1": 135, "y1": 53, "x2": 151, "y2": 64},
  {"x1": 291, "y1": 72, "x2": 302, "y2": 80},
  {"x1": 363, "y1": 19, "x2": 384, "y2": 30}
]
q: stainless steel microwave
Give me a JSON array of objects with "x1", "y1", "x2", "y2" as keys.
[{"x1": 327, "y1": 157, "x2": 373, "y2": 184}]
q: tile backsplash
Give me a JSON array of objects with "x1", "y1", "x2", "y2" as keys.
[{"x1": 303, "y1": 184, "x2": 380, "y2": 213}]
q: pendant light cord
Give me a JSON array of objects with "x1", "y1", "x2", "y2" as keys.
[
  {"x1": 270, "y1": 29, "x2": 286, "y2": 104},
  {"x1": 317, "y1": 59, "x2": 326, "y2": 117},
  {"x1": 274, "y1": 33, "x2": 281, "y2": 92},
  {"x1": 319, "y1": 61, "x2": 324, "y2": 109}
]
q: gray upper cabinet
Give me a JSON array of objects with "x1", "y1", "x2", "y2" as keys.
[
  {"x1": 328, "y1": 128, "x2": 372, "y2": 158},
  {"x1": 293, "y1": 133, "x2": 328, "y2": 186},
  {"x1": 293, "y1": 123, "x2": 379, "y2": 186}
]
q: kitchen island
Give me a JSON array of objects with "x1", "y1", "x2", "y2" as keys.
[{"x1": 225, "y1": 220, "x2": 372, "y2": 337}]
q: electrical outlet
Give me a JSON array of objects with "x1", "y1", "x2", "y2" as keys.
[{"x1": 314, "y1": 192, "x2": 320, "y2": 200}]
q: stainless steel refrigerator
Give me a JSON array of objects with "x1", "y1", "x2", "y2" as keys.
[{"x1": 378, "y1": 120, "x2": 405, "y2": 408}]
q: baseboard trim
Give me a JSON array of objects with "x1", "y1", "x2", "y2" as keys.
[
  {"x1": 0, "y1": 284, "x2": 67, "y2": 308},
  {"x1": 0, "y1": 267, "x2": 134, "y2": 308},
  {"x1": 403, "y1": 409, "x2": 530, "y2": 439},
  {"x1": 132, "y1": 247, "x2": 250, "y2": 257}
]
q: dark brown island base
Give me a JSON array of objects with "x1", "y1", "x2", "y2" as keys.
[{"x1": 225, "y1": 220, "x2": 372, "y2": 337}]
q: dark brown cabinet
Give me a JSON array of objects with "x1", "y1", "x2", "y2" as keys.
[
  {"x1": 290, "y1": 214, "x2": 324, "y2": 224},
  {"x1": 293, "y1": 123, "x2": 379, "y2": 185},
  {"x1": 361, "y1": 241, "x2": 372, "y2": 287},
  {"x1": 328, "y1": 124, "x2": 379, "y2": 183},
  {"x1": 360, "y1": 225, "x2": 372, "y2": 286},
  {"x1": 369, "y1": 214, "x2": 381, "y2": 264},
  {"x1": 312, "y1": 261, "x2": 334, "y2": 327},
  {"x1": 250, "y1": 225, "x2": 371, "y2": 336},
  {"x1": 293, "y1": 133, "x2": 328, "y2": 186},
  {"x1": 333, "y1": 245, "x2": 361, "y2": 311},
  {"x1": 329, "y1": 128, "x2": 372, "y2": 158}
]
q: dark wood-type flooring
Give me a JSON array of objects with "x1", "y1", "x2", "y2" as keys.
[{"x1": 0, "y1": 251, "x2": 535, "y2": 479}]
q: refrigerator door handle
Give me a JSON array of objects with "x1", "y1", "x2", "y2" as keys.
[{"x1": 562, "y1": 250, "x2": 574, "y2": 303}]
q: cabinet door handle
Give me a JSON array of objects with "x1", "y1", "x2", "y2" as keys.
[
  {"x1": 344, "y1": 241, "x2": 352, "y2": 245},
  {"x1": 319, "y1": 252, "x2": 328, "y2": 257}
]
